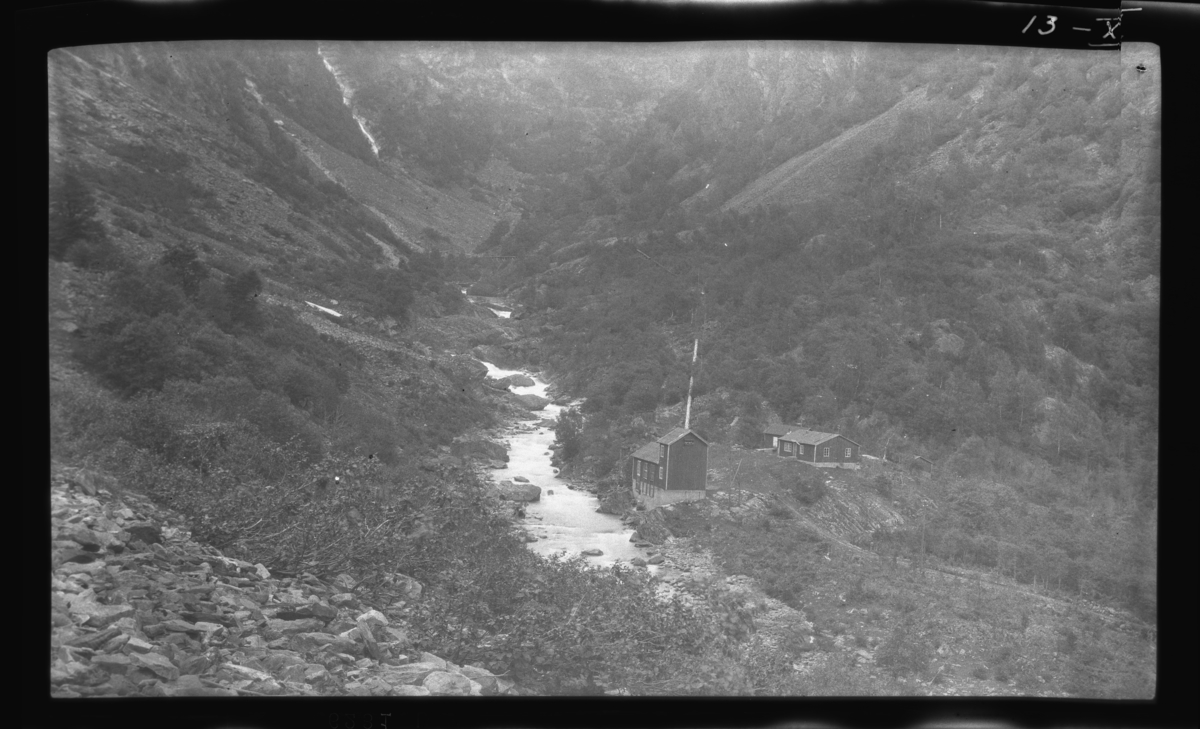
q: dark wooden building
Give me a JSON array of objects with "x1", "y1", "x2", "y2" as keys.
[
  {"x1": 629, "y1": 426, "x2": 709, "y2": 507},
  {"x1": 777, "y1": 428, "x2": 861, "y2": 469},
  {"x1": 759, "y1": 423, "x2": 798, "y2": 450}
]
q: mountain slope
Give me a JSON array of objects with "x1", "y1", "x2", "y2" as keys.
[{"x1": 721, "y1": 88, "x2": 929, "y2": 213}]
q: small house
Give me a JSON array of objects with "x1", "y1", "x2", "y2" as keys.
[
  {"x1": 759, "y1": 423, "x2": 798, "y2": 450},
  {"x1": 629, "y1": 426, "x2": 709, "y2": 508},
  {"x1": 778, "y1": 428, "x2": 861, "y2": 469},
  {"x1": 909, "y1": 456, "x2": 934, "y2": 478}
]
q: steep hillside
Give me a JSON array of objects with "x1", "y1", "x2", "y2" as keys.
[
  {"x1": 721, "y1": 88, "x2": 929, "y2": 213},
  {"x1": 49, "y1": 43, "x2": 493, "y2": 265}
]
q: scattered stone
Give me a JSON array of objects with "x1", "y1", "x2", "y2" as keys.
[
  {"x1": 130, "y1": 651, "x2": 179, "y2": 682},
  {"x1": 380, "y1": 662, "x2": 442, "y2": 685},
  {"x1": 456, "y1": 665, "x2": 497, "y2": 694},
  {"x1": 124, "y1": 522, "x2": 162, "y2": 545},
  {"x1": 423, "y1": 671, "x2": 476, "y2": 696}
]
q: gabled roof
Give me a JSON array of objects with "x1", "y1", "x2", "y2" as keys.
[
  {"x1": 780, "y1": 428, "x2": 852, "y2": 446},
  {"x1": 762, "y1": 423, "x2": 797, "y2": 436},
  {"x1": 657, "y1": 426, "x2": 709, "y2": 447},
  {"x1": 631, "y1": 442, "x2": 661, "y2": 463}
]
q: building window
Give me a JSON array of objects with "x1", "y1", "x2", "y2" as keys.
[
  {"x1": 660, "y1": 445, "x2": 666, "y2": 459},
  {"x1": 823, "y1": 446, "x2": 830, "y2": 458},
  {"x1": 845, "y1": 447, "x2": 852, "y2": 458},
  {"x1": 784, "y1": 442, "x2": 792, "y2": 453}
]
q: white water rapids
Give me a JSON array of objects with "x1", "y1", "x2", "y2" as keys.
[{"x1": 479, "y1": 362, "x2": 648, "y2": 569}]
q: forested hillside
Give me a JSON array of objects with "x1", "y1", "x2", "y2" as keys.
[{"x1": 468, "y1": 44, "x2": 1160, "y2": 620}]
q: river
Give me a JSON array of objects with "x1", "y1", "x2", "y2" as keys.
[{"x1": 479, "y1": 362, "x2": 647, "y2": 568}]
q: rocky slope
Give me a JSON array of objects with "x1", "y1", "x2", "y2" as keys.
[{"x1": 49, "y1": 464, "x2": 529, "y2": 698}]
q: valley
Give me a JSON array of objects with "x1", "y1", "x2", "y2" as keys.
[{"x1": 48, "y1": 40, "x2": 1158, "y2": 698}]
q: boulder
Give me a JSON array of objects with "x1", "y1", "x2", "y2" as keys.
[
  {"x1": 497, "y1": 373, "x2": 535, "y2": 388},
  {"x1": 356, "y1": 609, "x2": 389, "y2": 628},
  {"x1": 450, "y1": 439, "x2": 508, "y2": 463},
  {"x1": 290, "y1": 632, "x2": 359, "y2": 655},
  {"x1": 597, "y1": 488, "x2": 634, "y2": 515},
  {"x1": 130, "y1": 652, "x2": 179, "y2": 682},
  {"x1": 423, "y1": 671, "x2": 476, "y2": 696},
  {"x1": 512, "y1": 476, "x2": 530, "y2": 483},
  {"x1": 459, "y1": 665, "x2": 499, "y2": 695},
  {"x1": 512, "y1": 393, "x2": 551, "y2": 410},
  {"x1": 632, "y1": 510, "x2": 672, "y2": 544},
  {"x1": 384, "y1": 573, "x2": 423, "y2": 601},
  {"x1": 630, "y1": 557, "x2": 647, "y2": 567},
  {"x1": 380, "y1": 662, "x2": 443, "y2": 686},
  {"x1": 455, "y1": 357, "x2": 490, "y2": 381},
  {"x1": 497, "y1": 483, "x2": 541, "y2": 502},
  {"x1": 124, "y1": 522, "x2": 163, "y2": 545},
  {"x1": 471, "y1": 345, "x2": 521, "y2": 369},
  {"x1": 647, "y1": 555, "x2": 665, "y2": 565},
  {"x1": 581, "y1": 549, "x2": 603, "y2": 557}
]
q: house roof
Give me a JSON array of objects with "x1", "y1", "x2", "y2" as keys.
[
  {"x1": 780, "y1": 428, "x2": 861, "y2": 447},
  {"x1": 762, "y1": 423, "x2": 796, "y2": 436},
  {"x1": 657, "y1": 426, "x2": 709, "y2": 447},
  {"x1": 632, "y1": 442, "x2": 661, "y2": 463},
  {"x1": 630, "y1": 427, "x2": 709, "y2": 464}
]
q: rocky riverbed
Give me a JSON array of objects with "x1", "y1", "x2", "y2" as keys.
[{"x1": 49, "y1": 465, "x2": 528, "y2": 698}]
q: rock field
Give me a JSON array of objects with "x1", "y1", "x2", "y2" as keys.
[{"x1": 49, "y1": 468, "x2": 524, "y2": 698}]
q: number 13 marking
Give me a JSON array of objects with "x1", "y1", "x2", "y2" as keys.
[{"x1": 1022, "y1": 15, "x2": 1057, "y2": 35}]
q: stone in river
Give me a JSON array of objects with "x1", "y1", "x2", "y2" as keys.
[
  {"x1": 512, "y1": 393, "x2": 550, "y2": 410},
  {"x1": 580, "y1": 549, "x2": 603, "y2": 557},
  {"x1": 497, "y1": 483, "x2": 540, "y2": 502},
  {"x1": 512, "y1": 476, "x2": 529, "y2": 483},
  {"x1": 546, "y1": 490, "x2": 554, "y2": 495},
  {"x1": 497, "y1": 374, "x2": 535, "y2": 388},
  {"x1": 630, "y1": 558, "x2": 647, "y2": 567}
]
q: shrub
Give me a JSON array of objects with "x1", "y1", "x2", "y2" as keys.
[
  {"x1": 876, "y1": 617, "x2": 935, "y2": 678},
  {"x1": 74, "y1": 313, "x2": 187, "y2": 395},
  {"x1": 873, "y1": 473, "x2": 894, "y2": 499},
  {"x1": 787, "y1": 470, "x2": 828, "y2": 505}
]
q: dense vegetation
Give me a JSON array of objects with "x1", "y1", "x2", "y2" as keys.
[{"x1": 476, "y1": 47, "x2": 1159, "y2": 622}]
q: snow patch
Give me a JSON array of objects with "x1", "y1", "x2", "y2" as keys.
[{"x1": 305, "y1": 301, "x2": 342, "y2": 318}]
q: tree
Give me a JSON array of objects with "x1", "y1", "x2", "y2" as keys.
[
  {"x1": 555, "y1": 407, "x2": 584, "y2": 463},
  {"x1": 159, "y1": 245, "x2": 209, "y2": 298},
  {"x1": 224, "y1": 269, "x2": 264, "y2": 329},
  {"x1": 49, "y1": 171, "x2": 109, "y2": 262}
]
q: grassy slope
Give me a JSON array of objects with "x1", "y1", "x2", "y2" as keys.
[{"x1": 658, "y1": 463, "x2": 1156, "y2": 697}]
